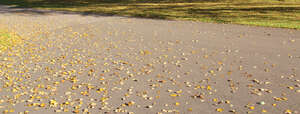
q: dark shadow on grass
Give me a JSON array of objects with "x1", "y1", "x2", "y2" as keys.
[{"x1": 186, "y1": 6, "x2": 300, "y2": 23}]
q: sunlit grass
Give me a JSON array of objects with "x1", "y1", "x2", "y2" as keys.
[{"x1": 1, "y1": 0, "x2": 300, "y2": 29}]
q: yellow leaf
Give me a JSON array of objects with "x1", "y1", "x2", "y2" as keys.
[{"x1": 216, "y1": 108, "x2": 223, "y2": 112}]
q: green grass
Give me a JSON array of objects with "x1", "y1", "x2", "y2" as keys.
[
  {"x1": 0, "y1": 0, "x2": 300, "y2": 29},
  {"x1": 0, "y1": 30, "x2": 21, "y2": 51}
]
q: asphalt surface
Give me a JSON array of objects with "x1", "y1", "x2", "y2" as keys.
[{"x1": 0, "y1": 5, "x2": 300, "y2": 114}]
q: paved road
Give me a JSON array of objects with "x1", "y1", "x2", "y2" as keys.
[{"x1": 0, "y1": 5, "x2": 300, "y2": 114}]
